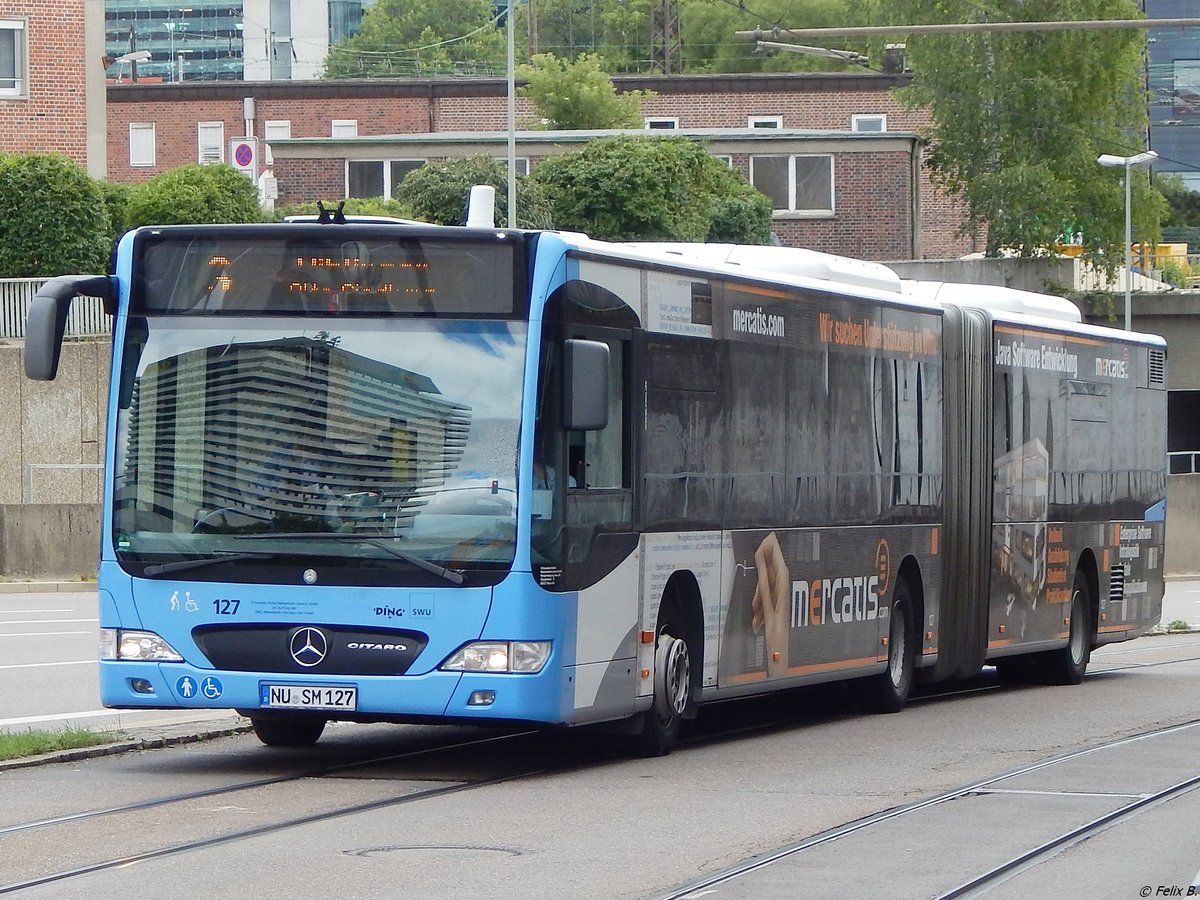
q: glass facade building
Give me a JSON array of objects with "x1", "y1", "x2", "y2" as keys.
[
  {"x1": 105, "y1": 1, "x2": 373, "y2": 82},
  {"x1": 1147, "y1": 1, "x2": 1200, "y2": 189}
]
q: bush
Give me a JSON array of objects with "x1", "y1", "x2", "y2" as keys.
[
  {"x1": 274, "y1": 196, "x2": 414, "y2": 221},
  {"x1": 125, "y1": 164, "x2": 266, "y2": 229},
  {"x1": 394, "y1": 157, "x2": 554, "y2": 229},
  {"x1": 95, "y1": 179, "x2": 134, "y2": 256},
  {"x1": 0, "y1": 153, "x2": 111, "y2": 278},
  {"x1": 532, "y1": 136, "x2": 773, "y2": 243}
]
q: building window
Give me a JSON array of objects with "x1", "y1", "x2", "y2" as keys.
[
  {"x1": 263, "y1": 120, "x2": 292, "y2": 165},
  {"x1": 1174, "y1": 60, "x2": 1200, "y2": 115},
  {"x1": 645, "y1": 117, "x2": 678, "y2": 130},
  {"x1": 852, "y1": 114, "x2": 887, "y2": 133},
  {"x1": 198, "y1": 122, "x2": 225, "y2": 163},
  {"x1": 0, "y1": 19, "x2": 25, "y2": 97},
  {"x1": 346, "y1": 159, "x2": 426, "y2": 199},
  {"x1": 750, "y1": 154, "x2": 834, "y2": 214},
  {"x1": 332, "y1": 119, "x2": 359, "y2": 138},
  {"x1": 129, "y1": 123, "x2": 156, "y2": 167},
  {"x1": 493, "y1": 157, "x2": 530, "y2": 175},
  {"x1": 749, "y1": 116, "x2": 783, "y2": 129}
]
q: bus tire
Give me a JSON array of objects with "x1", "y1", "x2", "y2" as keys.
[
  {"x1": 250, "y1": 715, "x2": 327, "y2": 747},
  {"x1": 1038, "y1": 571, "x2": 1092, "y2": 686},
  {"x1": 631, "y1": 629, "x2": 691, "y2": 757},
  {"x1": 864, "y1": 580, "x2": 915, "y2": 713}
]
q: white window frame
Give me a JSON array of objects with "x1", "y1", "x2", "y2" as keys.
[
  {"x1": 263, "y1": 119, "x2": 292, "y2": 165},
  {"x1": 712, "y1": 154, "x2": 734, "y2": 167},
  {"x1": 331, "y1": 119, "x2": 359, "y2": 138},
  {"x1": 749, "y1": 154, "x2": 835, "y2": 215},
  {"x1": 129, "y1": 123, "x2": 157, "y2": 168},
  {"x1": 748, "y1": 116, "x2": 783, "y2": 129},
  {"x1": 197, "y1": 121, "x2": 225, "y2": 164},
  {"x1": 0, "y1": 18, "x2": 26, "y2": 98},
  {"x1": 851, "y1": 114, "x2": 887, "y2": 133},
  {"x1": 645, "y1": 117, "x2": 679, "y2": 130}
]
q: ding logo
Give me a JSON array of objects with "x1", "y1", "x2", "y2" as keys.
[{"x1": 289, "y1": 627, "x2": 328, "y2": 667}]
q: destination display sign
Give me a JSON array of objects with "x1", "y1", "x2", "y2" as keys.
[{"x1": 131, "y1": 227, "x2": 520, "y2": 316}]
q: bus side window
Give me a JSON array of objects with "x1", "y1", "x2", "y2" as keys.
[{"x1": 570, "y1": 338, "x2": 626, "y2": 490}]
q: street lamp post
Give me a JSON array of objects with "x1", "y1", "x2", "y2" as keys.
[{"x1": 1097, "y1": 150, "x2": 1158, "y2": 331}]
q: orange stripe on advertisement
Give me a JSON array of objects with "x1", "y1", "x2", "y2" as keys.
[
  {"x1": 930, "y1": 527, "x2": 939, "y2": 555},
  {"x1": 994, "y1": 324, "x2": 1105, "y2": 347},
  {"x1": 785, "y1": 656, "x2": 879, "y2": 676}
]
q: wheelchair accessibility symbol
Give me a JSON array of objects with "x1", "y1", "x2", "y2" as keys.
[{"x1": 200, "y1": 676, "x2": 223, "y2": 700}]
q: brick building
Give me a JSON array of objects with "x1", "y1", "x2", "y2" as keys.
[
  {"x1": 105, "y1": 71, "x2": 983, "y2": 259},
  {"x1": 0, "y1": 0, "x2": 106, "y2": 175}
]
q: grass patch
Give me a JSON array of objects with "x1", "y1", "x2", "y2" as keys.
[{"x1": 0, "y1": 726, "x2": 122, "y2": 761}]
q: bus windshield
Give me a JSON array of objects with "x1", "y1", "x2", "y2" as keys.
[{"x1": 111, "y1": 315, "x2": 527, "y2": 581}]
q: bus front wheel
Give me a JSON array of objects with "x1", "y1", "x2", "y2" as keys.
[
  {"x1": 250, "y1": 715, "x2": 327, "y2": 747},
  {"x1": 631, "y1": 629, "x2": 691, "y2": 757}
]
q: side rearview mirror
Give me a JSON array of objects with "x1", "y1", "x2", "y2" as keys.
[
  {"x1": 25, "y1": 275, "x2": 117, "y2": 381},
  {"x1": 563, "y1": 338, "x2": 609, "y2": 432}
]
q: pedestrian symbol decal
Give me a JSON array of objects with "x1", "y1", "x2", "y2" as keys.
[{"x1": 176, "y1": 676, "x2": 197, "y2": 699}]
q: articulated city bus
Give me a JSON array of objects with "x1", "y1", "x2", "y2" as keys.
[{"x1": 25, "y1": 218, "x2": 1167, "y2": 755}]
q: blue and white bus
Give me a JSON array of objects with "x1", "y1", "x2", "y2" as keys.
[{"x1": 26, "y1": 219, "x2": 1167, "y2": 755}]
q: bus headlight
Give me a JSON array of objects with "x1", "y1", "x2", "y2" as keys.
[
  {"x1": 100, "y1": 628, "x2": 184, "y2": 662},
  {"x1": 440, "y1": 641, "x2": 551, "y2": 673}
]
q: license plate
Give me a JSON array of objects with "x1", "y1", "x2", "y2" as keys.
[{"x1": 260, "y1": 683, "x2": 357, "y2": 711}]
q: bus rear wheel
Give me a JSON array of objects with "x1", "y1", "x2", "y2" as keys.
[
  {"x1": 864, "y1": 581, "x2": 915, "y2": 713},
  {"x1": 250, "y1": 715, "x2": 327, "y2": 747},
  {"x1": 631, "y1": 629, "x2": 691, "y2": 757},
  {"x1": 1038, "y1": 572, "x2": 1092, "y2": 686}
]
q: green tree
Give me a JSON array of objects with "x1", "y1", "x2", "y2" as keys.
[
  {"x1": 532, "y1": 135, "x2": 773, "y2": 241},
  {"x1": 523, "y1": 0, "x2": 856, "y2": 74},
  {"x1": 394, "y1": 157, "x2": 555, "y2": 228},
  {"x1": 871, "y1": 0, "x2": 1168, "y2": 259},
  {"x1": 518, "y1": 53, "x2": 653, "y2": 129},
  {"x1": 1158, "y1": 174, "x2": 1200, "y2": 228},
  {"x1": 680, "y1": 0, "x2": 854, "y2": 74},
  {"x1": 325, "y1": 0, "x2": 505, "y2": 77},
  {"x1": 124, "y1": 164, "x2": 265, "y2": 229},
  {"x1": 0, "y1": 153, "x2": 111, "y2": 278}
]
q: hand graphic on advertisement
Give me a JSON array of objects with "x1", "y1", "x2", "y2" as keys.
[{"x1": 750, "y1": 532, "x2": 790, "y2": 678}]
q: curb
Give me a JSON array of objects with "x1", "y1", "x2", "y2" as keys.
[
  {"x1": 0, "y1": 718, "x2": 253, "y2": 772},
  {"x1": 0, "y1": 582, "x2": 97, "y2": 593}
]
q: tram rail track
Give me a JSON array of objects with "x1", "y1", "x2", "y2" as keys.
[
  {"x1": 4, "y1": 638, "x2": 1197, "y2": 897},
  {"x1": 655, "y1": 718, "x2": 1200, "y2": 900}
]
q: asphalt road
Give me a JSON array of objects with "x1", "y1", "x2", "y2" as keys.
[
  {"x1": 1, "y1": 633, "x2": 1198, "y2": 898},
  {"x1": 1, "y1": 579, "x2": 1197, "y2": 736}
]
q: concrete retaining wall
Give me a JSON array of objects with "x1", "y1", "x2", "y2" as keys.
[{"x1": 0, "y1": 504, "x2": 101, "y2": 580}]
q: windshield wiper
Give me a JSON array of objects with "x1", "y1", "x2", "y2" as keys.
[
  {"x1": 142, "y1": 551, "x2": 276, "y2": 577},
  {"x1": 235, "y1": 533, "x2": 467, "y2": 585}
]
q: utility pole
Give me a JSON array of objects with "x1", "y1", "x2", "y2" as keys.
[
  {"x1": 528, "y1": 0, "x2": 538, "y2": 57},
  {"x1": 650, "y1": 0, "x2": 681, "y2": 74}
]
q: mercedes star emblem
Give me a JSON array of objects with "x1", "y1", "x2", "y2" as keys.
[{"x1": 289, "y1": 627, "x2": 328, "y2": 667}]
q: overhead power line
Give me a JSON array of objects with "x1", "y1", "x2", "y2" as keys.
[{"x1": 735, "y1": 18, "x2": 1200, "y2": 41}]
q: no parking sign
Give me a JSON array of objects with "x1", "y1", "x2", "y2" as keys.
[{"x1": 230, "y1": 137, "x2": 259, "y2": 181}]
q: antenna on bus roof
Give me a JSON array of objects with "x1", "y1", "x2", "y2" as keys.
[
  {"x1": 465, "y1": 185, "x2": 496, "y2": 228},
  {"x1": 315, "y1": 201, "x2": 347, "y2": 225}
]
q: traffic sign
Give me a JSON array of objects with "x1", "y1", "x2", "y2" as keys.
[{"x1": 230, "y1": 137, "x2": 259, "y2": 181}]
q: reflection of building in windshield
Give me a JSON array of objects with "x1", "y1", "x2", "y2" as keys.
[{"x1": 119, "y1": 336, "x2": 471, "y2": 534}]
